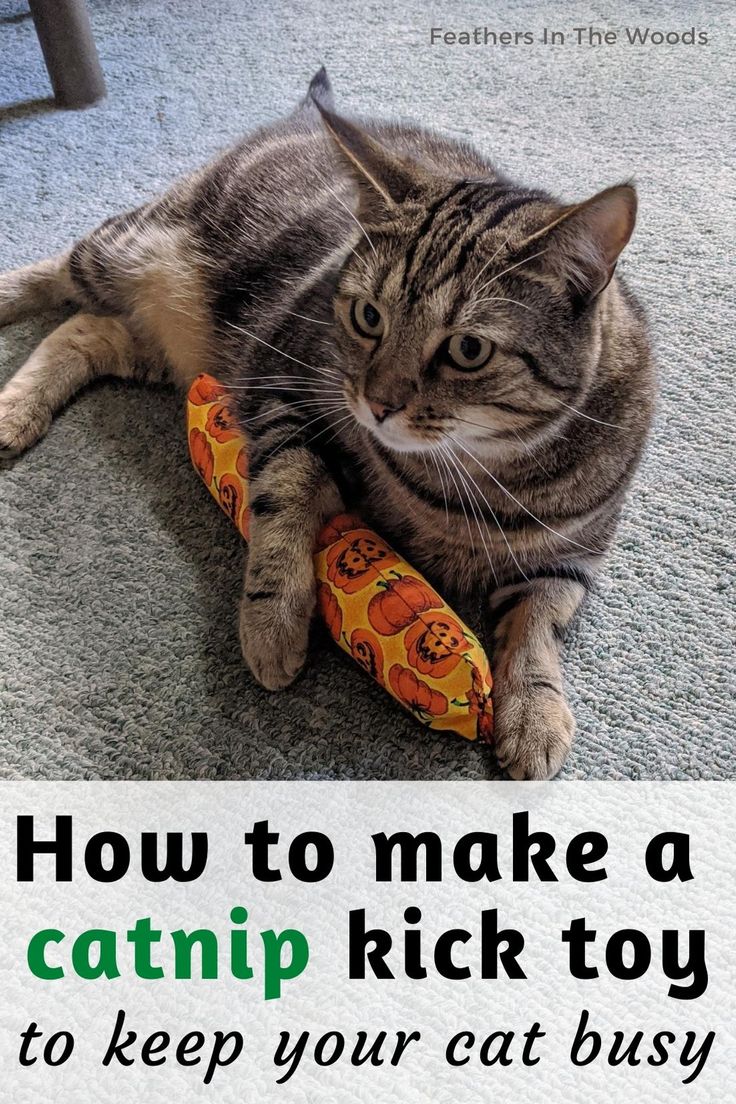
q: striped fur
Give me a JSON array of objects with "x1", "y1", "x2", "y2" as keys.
[{"x1": 0, "y1": 69, "x2": 655, "y2": 778}]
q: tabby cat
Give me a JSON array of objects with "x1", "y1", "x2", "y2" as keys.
[{"x1": 0, "y1": 70, "x2": 655, "y2": 778}]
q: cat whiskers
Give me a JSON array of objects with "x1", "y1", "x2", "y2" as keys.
[
  {"x1": 433, "y1": 446, "x2": 475, "y2": 552},
  {"x1": 322, "y1": 411, "x2": 360, "y2": 450},
  {"x1": 255, "y1": 404, "x2": 353, "y2": 467},
  {"x1": 473, "y1": 248, "x2": 549, "y2": 299},
  {"x1": 232, "y1": 371, "x2": 343, "y2": 384},
  {"x1": 322, "y1": 184, "x2": 377, "y2": 256},
  {"x1": 300, "y1": 410, "x2": 357, "y2": 452},
  {"x1": 436, "y1": 443, "x2": 499, "y2": 586},
  {"x1": 347, "y1": 244, "x2": 370, "y2": 270},
  {"x1": 225, "y1": 370, "x2": 341, "y2": 386},
  {"x1": 441, "y1": 439, "x2": 527, "y2": 582},
  {"x1": 419, "y1": 452, "x2": 430, "y2": 484},
  {"x1": 471, "y1": 295, "x2": 536, "y2": 312},
  {"x1": 509, "y1": 427, "x2": 552, "y2": 477},
  {"x1": 282, "y1": 308, "x2": 333, "y2": 326},
  {"x1": 427, "y1": 450, "x2": 450, "y2": 525},
  {"x1": 431, "y1": 448, "x2": 475, "y2": 553},
  {"x1": 393, "y1": 453, "x2": 426, "y2": 535},
  {"x1": 244, "y1": 288, "x2": 336, "y2": 327},
  {"x1": 469, "y1": 236, "x2": 510, "y2": 290},
  {"x1": 223, "y1": 321, "x2": 342, "y2": 381},
  {"x1": 241, "y1": 399, "x2": 347, "y2": 428},
  {"x1": 230, "y1": 383, "x2": 342, "y2": 396},
  {"x1": 451, "y1": 414, "x2": 503, "y2": 435},
  {"x1": 555, "y1": 400, "x2": 621, "y2": 429},
  {"x1": 450, "y1": 414, "x2": 551, "y2": 476},
  {"x1": 447, "y1": 434, "x2": 602, "y2": 555}
]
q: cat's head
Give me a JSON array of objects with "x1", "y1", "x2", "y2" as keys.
[{"x1": 317, "y1": 102, "x2": 636, "y2": 457}]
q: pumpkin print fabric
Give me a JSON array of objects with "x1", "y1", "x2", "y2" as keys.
[{"x1": 187, "y1": 374, "x2": 493, "y2": 742}]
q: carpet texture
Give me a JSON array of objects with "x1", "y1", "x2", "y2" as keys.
[{"x1": 0, "y1": 0, "x2": 733, "y2": 780}]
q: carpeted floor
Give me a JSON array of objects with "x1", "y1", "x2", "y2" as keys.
[{"x1": 0, "y1": 0, "x2": 733, "y2": 780}]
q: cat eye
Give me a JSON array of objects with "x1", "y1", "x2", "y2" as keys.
[
  {"x1": 350, "y1": 298, "x2": 385, "y2": 339},
  {"x1": 445, "y1": 334, "x2": 495, "y2": 372}
]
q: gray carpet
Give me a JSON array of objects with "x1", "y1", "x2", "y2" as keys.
[{"x1": 0, "y1": 0, "x2": 733, "y2": 780}]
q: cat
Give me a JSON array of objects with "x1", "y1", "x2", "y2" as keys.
[{"x1": 0, "y1": 69, "x2": 655, "y2": 778}]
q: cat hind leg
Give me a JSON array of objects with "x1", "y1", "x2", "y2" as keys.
[
  {"x1": 0, "y1": 313, "x2": 141, "y2": 456},
  {"x1": 0, "y1": 253, "x2": 79, "y2": 327}
]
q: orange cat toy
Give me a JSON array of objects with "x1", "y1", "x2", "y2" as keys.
[{"x1": 188, "y1": 374, "x2": 493, "y2": 743}]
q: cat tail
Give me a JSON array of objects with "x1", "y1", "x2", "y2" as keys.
[{"x1": 299, "y1": 66, "x2": 335, "y2": 113}]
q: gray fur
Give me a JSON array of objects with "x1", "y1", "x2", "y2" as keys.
[{"x1": 0, "y1": 72, "x2": 654, "y2": 778}]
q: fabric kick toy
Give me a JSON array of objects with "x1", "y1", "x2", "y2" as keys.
[{"x1": 187, "y1": 374, "x2": 494, "y2": 743}]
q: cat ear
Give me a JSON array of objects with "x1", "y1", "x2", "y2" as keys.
[
  {"x1": 520, "y1": 184, "x2": 637, "y2": 304},
  {"x1": 301, "y1": 66, "x2": 335, "y2": 113},
  {"x1": 314, "y1": 101, "x2": 421, "y2": 218}
]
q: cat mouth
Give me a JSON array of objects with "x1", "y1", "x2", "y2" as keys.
[{"x1": 350, "y1": 397, "x2": 435, "y2": 454}]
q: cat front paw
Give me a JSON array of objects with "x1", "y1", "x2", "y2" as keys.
[
  {"x1": 239, "y1": 580, "x2": 315, "y2": 691},
  {"x1": 493, "y1": 683, "x2": 575, "y2": 780}
]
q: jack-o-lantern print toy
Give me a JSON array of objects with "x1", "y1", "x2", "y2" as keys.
[{"x1": 188, "y1": 374, "x2": 493, "y2": 743}]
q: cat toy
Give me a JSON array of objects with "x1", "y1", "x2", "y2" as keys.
[{"x1": 187, "y1": 374, "x2": 494, "y2": 742}]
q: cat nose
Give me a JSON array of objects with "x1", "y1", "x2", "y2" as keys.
[{"x1": 367, "y1": 399, "x2": 406, "y2": 424}]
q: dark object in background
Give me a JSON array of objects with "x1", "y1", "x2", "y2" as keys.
[{"x1": 28, "y1": 0, "x2": 106, "y2": 108}]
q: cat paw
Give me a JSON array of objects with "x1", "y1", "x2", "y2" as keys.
[
  {"x1": 493, "y1": 684, "x2": 575, "y2": 780},
  {"x1": 0, "y1": 393, "x2": 51, "y2": 457},
  {"x1": 239, "y1": 585, "x2": 314, "y2": 691}
]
